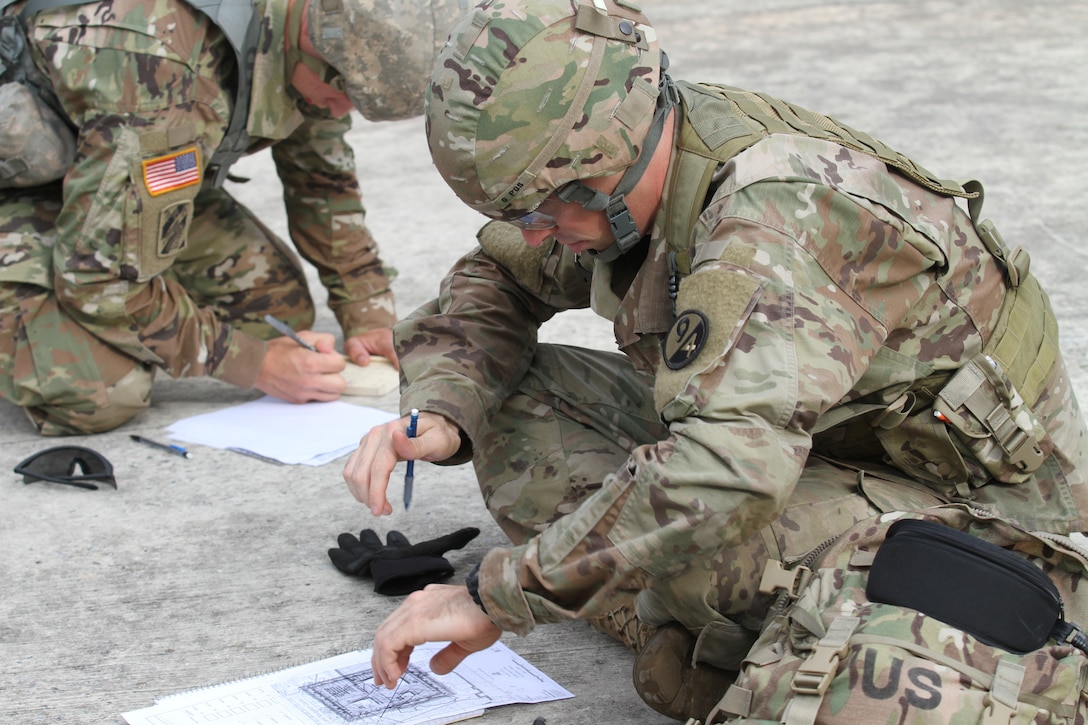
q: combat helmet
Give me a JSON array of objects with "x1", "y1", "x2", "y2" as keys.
[
  {"x1": 308, "y1": 0, "x2": 470, "y2": 122},
  {"x1": 426, "y1": 0, "x2": 676, "y2": 260}
]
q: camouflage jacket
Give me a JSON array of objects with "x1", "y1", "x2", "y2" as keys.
[
  {"x1": 396, "y1": 83, "x2": 1088, "y2": 635},
  {"x1": 18, "y1": 0, "x2": 393, "y2": 386}
]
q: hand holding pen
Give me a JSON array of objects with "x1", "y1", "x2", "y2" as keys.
[
  {"x1": 256, "y1": 315, "x2": 345, "y2": 403},
  {"x1": 342, "y1": 410, "x2": 464, "y2": 517},
  {"x1": 264, "y1": 314, "x2": 317, "y2": 352}
]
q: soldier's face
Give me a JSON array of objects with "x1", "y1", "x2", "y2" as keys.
[
  {"x1": 516, "y1": 114, "x2": 673, "y2": 255},
  {"x1": 519, "y1": 175, "x2": 623, "y2": 255}
]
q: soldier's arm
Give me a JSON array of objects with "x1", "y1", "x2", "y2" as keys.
[
  {"x1": 397, "y1": 221, "x2": 592, "y2": 464},
  {"x1": 270, "y1": 113, "x2": 396, "y2": 338}
]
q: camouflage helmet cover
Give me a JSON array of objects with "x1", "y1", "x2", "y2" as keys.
[
  {"x1": 308, "y1": 0, "x2": 469, "y2": 122},
  {"x1": 426, "y1": 0, "x2": 662, "y2": 218}
]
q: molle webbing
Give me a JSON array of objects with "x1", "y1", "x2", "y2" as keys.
[
  {"x1": 720, "y1": 85, "x2": 974, "y2": 200},
  {"x1": 664, "y1": 81, "x2": 979, "y2": 274}
]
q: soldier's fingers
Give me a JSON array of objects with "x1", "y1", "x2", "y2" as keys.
[
  {"x1": 371, "y1": 640, "x2": 412, "y2": 689},
  {"x1": 343, "y1": 421, "x2": 398, "y2": 515},
  {"x1": 345, "y1": 329, "x2": 398, "y2": 368},
  {"x1": 371, "y1": 585, "x2": 502, "y2": 686}
]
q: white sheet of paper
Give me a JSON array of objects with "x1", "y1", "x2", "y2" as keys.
[
  {"x1": 166, "y1": 396, "x2": 398, "y2": 466},
  {"x1": 121, "y1": 641, "x2": 573, "y2": 725}
]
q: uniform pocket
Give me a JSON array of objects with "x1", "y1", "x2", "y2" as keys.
[{"x1": 934, "y1": 353, "x2": 1048, "y2": 484}]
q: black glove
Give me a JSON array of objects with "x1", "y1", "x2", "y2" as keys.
[{"x1": 328, "y1": 527, "x2": 480, "y2": 596}]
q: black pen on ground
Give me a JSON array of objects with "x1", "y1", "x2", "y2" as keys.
[
  {"x1": 404, "y1": 408, "x2": 419, "y2": 510},
  {"x1": 264, "y1": 313, "x2": 317, "y2": 352},
  {"x1": 130, "y1": 434, "x2": 192, "y2": 459}
]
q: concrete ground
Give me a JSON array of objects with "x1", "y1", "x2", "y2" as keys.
[{"x1": 2, "y1": 1, "x2": 1086, "y2": 723}]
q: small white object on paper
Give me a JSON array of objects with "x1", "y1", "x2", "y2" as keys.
[
  {"x1": 167, "y1": 396, "x2": 398, "y2": 466},
  {"x1": 121, "y1": 641, "x2": 573, "y2": 725}
]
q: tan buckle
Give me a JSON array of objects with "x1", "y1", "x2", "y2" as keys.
[
  {"x1": 1006, "y1": 246, "x2": 1030, "y2": 288},
  {"x1": 790, "y1": 643, "x2": 845, "y2": 696},
  {"x1": 758, "y1": 559, "x2": 811, "y2": 597},
  {"x1": 1005, "y1": 429, "x2": 1045, "y2": 472},
  {"x1": 790, "y1": 616, "x2": 859, "y2": 697}
]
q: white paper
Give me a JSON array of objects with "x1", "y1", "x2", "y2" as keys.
[
  {"x1": 166, "y1": 396, "x2": 398, "y2": 466},
  {"x1": 121, "y1": 641, "x2": 573, "y2": 725}
]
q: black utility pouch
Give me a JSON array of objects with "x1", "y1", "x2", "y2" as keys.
[{"x1": 866, "y1": 518, "x2": 1079, "y2": 654}]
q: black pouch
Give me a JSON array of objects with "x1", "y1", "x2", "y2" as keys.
[{"x1": 866, "y1": 518, "x2": 1085, "y2": 654}]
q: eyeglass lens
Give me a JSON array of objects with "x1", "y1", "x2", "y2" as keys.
[{"x1": 509, "y1": 208, "x2": 558, "y2": 231}]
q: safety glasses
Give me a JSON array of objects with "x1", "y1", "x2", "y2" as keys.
[
  {"x1": 507, "y1": 208, "x2": 559, "y2": 231},
  {"x1": 15, "y1": 446, "x2": 116, "y2": 490}
]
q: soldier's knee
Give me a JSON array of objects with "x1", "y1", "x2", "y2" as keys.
[{"x1": 27, "y1": 366, "x2": 154, "y2": 436}]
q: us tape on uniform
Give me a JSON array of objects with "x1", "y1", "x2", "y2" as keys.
[{"x1": 341, "y1": 356, "x2": 398, "y2": 397}]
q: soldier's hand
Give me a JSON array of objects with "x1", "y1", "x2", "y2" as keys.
[
  {"x1": 342, "y1": 411, "x2": 462, "y2": 516},
  {"x1": 344, "y1": 328, "x2": 398, "y2": 368},
  {"x1": 255, "y1": 334, "x2": 347, "y2": 403},
  {"x1": 371, "y1": 584, "x2": 501, "y2": 689}
]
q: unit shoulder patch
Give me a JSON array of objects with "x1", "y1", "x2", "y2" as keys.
[
  {"x1": 653, "y1": 266, "x2": 764, "y2": 416},
  {"x1": 663, "y1": 310, "x2": 710, "y2": 370}
]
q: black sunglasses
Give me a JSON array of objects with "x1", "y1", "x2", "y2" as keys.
[{"x1": 15, "y1": 446, "x2": 117, "y2": 490}]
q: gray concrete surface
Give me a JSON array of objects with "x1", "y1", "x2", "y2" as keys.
[{"x1": 2, "y1": 1, "x2": 1086, "y2": 723}]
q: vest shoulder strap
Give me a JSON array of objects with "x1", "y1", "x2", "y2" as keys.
[
  {"x1": 184, "y1": 0, "x2": 258, "y2": 186},
  {"x1": 664, "y1": 82, "x2": 985, "y2": 271}
]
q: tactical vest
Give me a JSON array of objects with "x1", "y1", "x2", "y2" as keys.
[
  {"x1": 0, "y1": 0, "x2": 258, "y2": 188},
  {"x1": 665, "y1": 81, "x2": 1057, "y2": 492}
]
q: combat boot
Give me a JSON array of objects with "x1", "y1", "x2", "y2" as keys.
[
  {"x1": 632, "y1": 623, "x2": 737, "y2": 722},
  {"x1": 588, "y1": 602, "x2": 658, "y2": 653}
]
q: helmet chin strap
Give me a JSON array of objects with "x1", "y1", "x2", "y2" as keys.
[{"x1": 558, "y1": 70, "x2": 679, "y2": 264}]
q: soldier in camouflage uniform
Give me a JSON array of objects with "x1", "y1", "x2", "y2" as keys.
[
  {"x1": 0, "y1": 0, "x2": 465, "y2": 435},
  {"x1": 342, "y1": 0, "x2": 1088, "y2": 720}
]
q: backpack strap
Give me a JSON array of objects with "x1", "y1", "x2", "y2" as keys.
[
  {"x1": 185, "y1": 0, "x2": 259, "y2": 187},
  {"x1": 979, "y1": 658, "x2": 1025, "y2": 725},
  {"x1": 783, "y1": 616, "x2": 861, "y2": 725}
]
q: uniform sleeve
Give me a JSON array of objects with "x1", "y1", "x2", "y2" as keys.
[
  {"x1": 36, "y1": 6, "x2": 267, "y2": 388},
  {"x1": 475, "y1": 168, "x2": 946, "y2": 635},
  {"x1": 397, "y1": 222, "x2": 592, "y2": 461},
  {"x1": 271, "y1": 113, "x2": 396, "y2": 337}
]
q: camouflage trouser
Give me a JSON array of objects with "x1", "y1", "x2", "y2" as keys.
[
  {"x1": 472, "y1": 343, "x2": 881, "y2": 670},
  {"x1": 0, "y1": 184, "x2": 314, "y2": 435}
]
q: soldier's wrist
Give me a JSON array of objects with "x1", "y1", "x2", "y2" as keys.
[{"x1": 465, "y1": 562, "x2": 487, "y2": 615}]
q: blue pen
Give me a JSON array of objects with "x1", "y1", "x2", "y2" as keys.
[
  {"x1": 404, "y1": 409, "x2": 419, "y2": 510},
  {"x1": 130, "y1": 434, "x2": 192, "y2": 460}
]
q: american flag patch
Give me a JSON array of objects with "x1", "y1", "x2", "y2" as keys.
[{"x1": 142, "y1": 147, "x2": 201, "y2": 196}]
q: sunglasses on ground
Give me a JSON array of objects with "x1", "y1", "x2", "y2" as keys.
[{"x1": 14, "y1": 446, "x2": 117, "y2": 490}]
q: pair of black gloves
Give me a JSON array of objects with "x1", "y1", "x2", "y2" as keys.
[{"x1": 328, "y1": 526, "x2": 479, "y2": 596}]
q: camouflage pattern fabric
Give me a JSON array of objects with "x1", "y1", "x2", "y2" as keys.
[
  {"x1": 308, "y1": 0, "x2": 469, "y2": 123},
  {"x1": 395, "y1": 106, "x2": 1088, "y2": 651},
  {"x1": 425, "y1": 0, "x2": 662, "y2": 219},
  {"x1": 463, "y1": 341, "x2": 882, "y2": 668},
  {"x1": 0, "y1": 0, "x2": 395, "y2": 434},
  {"x1": 0, "y1": 184, "x2": 317, "y2": 434},
  {"x1": 0, "y1": 82, "x2": 76, "y2": 188},
  {"x1": 710, "y1": 504, "x2": 1088, "y2": 724}
]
